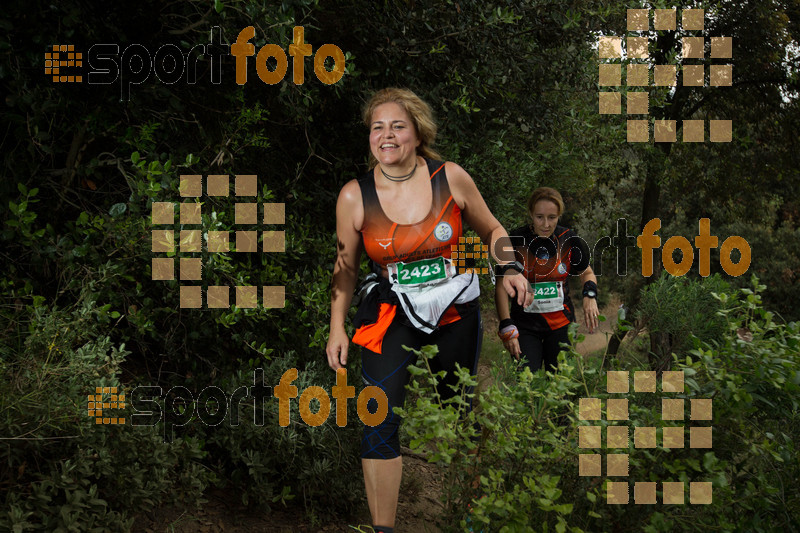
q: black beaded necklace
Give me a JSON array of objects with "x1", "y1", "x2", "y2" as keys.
[{"x1": 380, "y1": 162, "x2": 417, "y2": 182}]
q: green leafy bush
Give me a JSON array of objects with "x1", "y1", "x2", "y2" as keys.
[
  {"x1": 680, "y1": 277, "x2": 800, "y2": 531},
  {"x1": 196, "y1": 356, "x2": 364, "y2": 518},
  {"x1": 0, "y1": 293, "x2": 211, "y2": 531},
  {"x1": 396, "y1": 343, "x2": 583, "y2": 532},
  {"x1": 399, "y1": 276, "x2": 798, "y2": 532},
  {"x1": 725, "y1": 221, "x2": 800, "y2": 323},
  {"x1": 637, "y1": 274, "x2": 730, "y2": 370}
]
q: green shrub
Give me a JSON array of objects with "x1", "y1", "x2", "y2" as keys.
[
  {"x1": 0, "y1": 295, "x2": 211, "y2": 531},
  {"x1": 637, "y1": 274, "x2": 730, "y2": 370},
  {"x1": 399, "y1": 276, "x2": 799, "y2": 532},
  {"x1": 197, "y1": 355, "x2": 364, "y2": 518},
  {"x1": 680, "y1": 276, "x2": 800, "y2": 531},
  {"x1": 396, "y1": 343, "x2": 584, "y2": 532},
  {"x1": 724, "y1": 221, "x2": 800, "y2": 323}
]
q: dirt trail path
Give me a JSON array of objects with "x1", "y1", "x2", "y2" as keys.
[{"x1": 572, "y1": 295, "x2": 620, "y2": 356}]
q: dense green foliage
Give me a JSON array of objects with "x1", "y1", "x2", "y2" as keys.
[
  {"x1": 1, "y1": 0, "x2": 798, "y2": 529},
  {"x1": 638, "y1": 273, "x2": 729, "y2": 369},
  {"x1": 401, "y1": 278, "x2": 799, "y2": 532},
  {"x1": 0, "y1": 287, "x2": 212, "y2": 531}
]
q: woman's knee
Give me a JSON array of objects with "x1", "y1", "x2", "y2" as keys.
[{"x1": 361, "y1": 412, "x2": 402, "y2": 459}]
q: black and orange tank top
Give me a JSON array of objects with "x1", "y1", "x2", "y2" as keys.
[
  {"x1": 358, "y1": 159, "x2": 462, "y2": 266},
  {"x1": 509, "y1": 224, "x2": 591, "y2": 332}
]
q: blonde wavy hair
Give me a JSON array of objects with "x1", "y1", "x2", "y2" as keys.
[{"x1": 362, "y1": 88, "x2": 442, "y2": 168}]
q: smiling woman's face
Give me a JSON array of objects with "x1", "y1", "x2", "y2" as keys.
[
  {"x1": 369, "y1": 102, "x2": 420, "y2": 168},
  {"x1": 531, "y1": 199, "x2": 560, "y2": 237}
]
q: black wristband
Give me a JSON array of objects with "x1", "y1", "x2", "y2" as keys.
[
  {"x1": 499, "y1": 318, "x2": 515, "y2": 332},
  {"x1": 582, "y1": 281, "x2": 598, "y2": 298},
  {"x1": 494, "y1": 261, "x2": 524, "y2": 277}
]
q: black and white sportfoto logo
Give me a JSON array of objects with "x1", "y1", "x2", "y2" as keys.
[{"x1": 49, "y1": 26, "x2": 345, "y2": 101}]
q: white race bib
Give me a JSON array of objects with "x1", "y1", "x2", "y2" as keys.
[
  {"x1": 524, "y1": 281, "x2": 565, "y2": 314},
  {"x1": 386, "y1": 257, "x2": 454, "y2": 287}
]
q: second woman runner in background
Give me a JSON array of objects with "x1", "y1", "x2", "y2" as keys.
[{"x1": 495, "y1": 187, "x2": 599, "y2": 373}]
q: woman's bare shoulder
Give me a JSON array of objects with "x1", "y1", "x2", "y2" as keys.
[{"x1": 337, "y1": 178, "x2": 364, "y2": 231}]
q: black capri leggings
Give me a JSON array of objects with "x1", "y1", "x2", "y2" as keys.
[
  {"x1": 517, "y1": 325, "x2": 571, "y2": 374},
  {"x1": 360, "y1": 306, "x2": 482, "y2": 459}
]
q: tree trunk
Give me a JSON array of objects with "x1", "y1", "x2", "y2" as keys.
[{"x1": 649, "y1": 331, "x2": 673, "y2": 372}]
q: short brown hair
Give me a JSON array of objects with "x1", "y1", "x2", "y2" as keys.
[
  {"x1": 527, "y1": 187, "x2": 565, "y2": 217},
  {"x1": 362, "y1": 88, "x2": 442, "y2": 168}
]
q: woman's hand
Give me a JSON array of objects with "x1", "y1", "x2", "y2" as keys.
[
  {"x1": 502, "y1": 272, "x2": 533, "y2": 308},
  {"x1": 503, "y1": 336, "x2": 522, "y2": 359},
  {"x1": 583, "y1": 297, "x2": 599, "y2": 334},
  {"x1": 326, "y1": 326, "x2": 350, "y2": 370}
]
